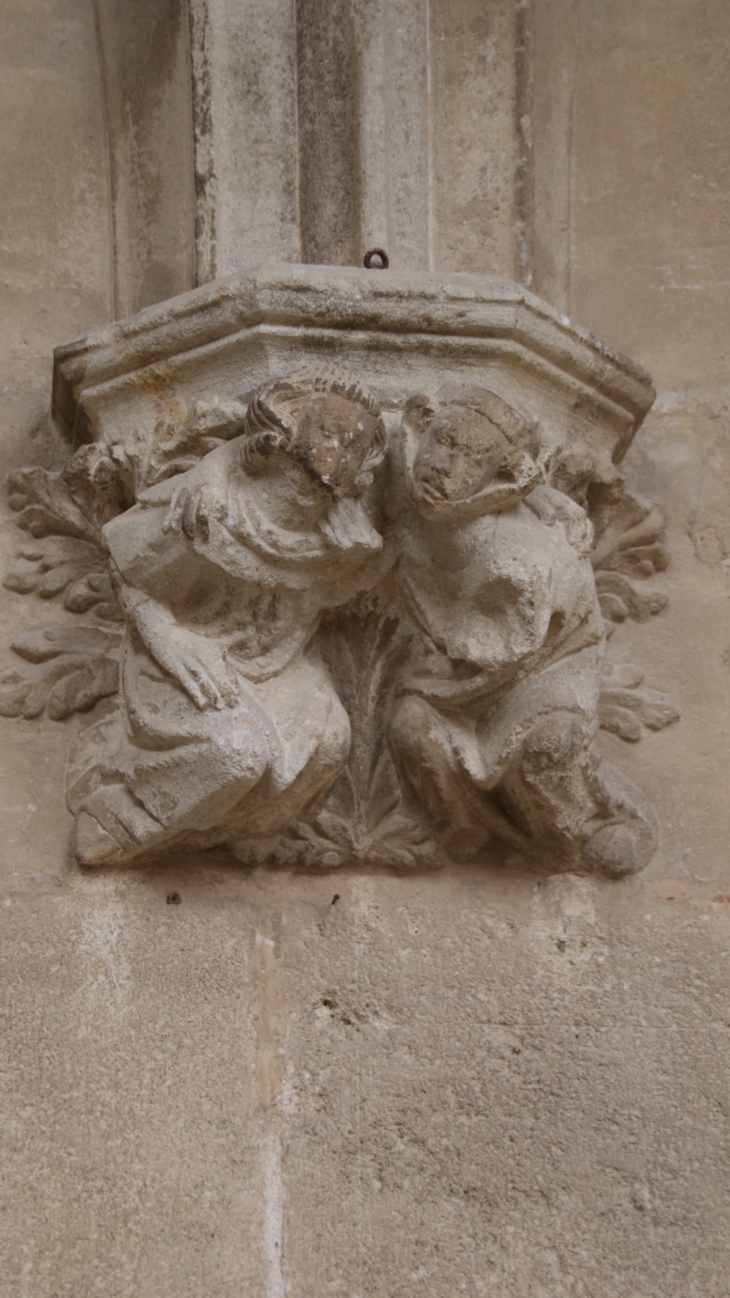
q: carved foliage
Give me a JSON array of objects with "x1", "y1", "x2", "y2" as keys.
[
  {"x1": 232, "y1": 581, "x2": 441, "y2": 870},
  {"x1": 549, "y1": 443, "x2": 678, "y2": 743},
  {"x1": 598, "y1": 661, "x2": 680, "y2": 742},
  {"x1": 0, "y1": 625, "x2": 120, "y2": 721},
  {"x1": 0, "y1": 373, "x2": 680, "y2": 874},
  {"x1": 3, "y1": 451, "x2": 123, "y2": 720},
  {"x1": 592, "y1": 494, "x2": 670, "y2": 624},
  {"x1": 590, "y1": 493, "x2": 679, "y2": 741}
]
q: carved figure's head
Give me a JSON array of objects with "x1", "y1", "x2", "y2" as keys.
[
  {"x1": 240, "y1": 369, "x2": 386, "y2": 503},
  {"x1": 407, "y1": 386, "x2": 539, "y2": 508},
  {"x1": 549, "y1": 443, "x2": 624, "y2": 536}
]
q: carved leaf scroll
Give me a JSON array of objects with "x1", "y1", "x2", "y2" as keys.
[
  {"x1": 591, "y1": 499, "x2": 680, "y2": 739},
  {"x1": 234, "y1": 583, "x2": 441, "y2": 870},
  {"x1": 7, "y1": 465, "x2": 102, "y2": 545},
  {"x1": 549, "y1": 448, "x2": 679, "y2": 743},
  {"x1": 3, "y1": 451, "x2": 124, "y2": 721},
  {"x1": 0, "y1": 625, "x2": 121, "y2": 721},
  {"x1": 4, "y1": 536, "x2": 120, "y2": 622},
  {"x1": 591, "y1": 492, "x2": 669, "y2": 624},
  {"x1": 598, "y1": 662, "x2": 680, "y2": 742}
]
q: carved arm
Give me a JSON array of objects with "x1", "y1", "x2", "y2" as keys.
[{"x1": 115, "y1": 579, "x2": 239, "y2": 711}]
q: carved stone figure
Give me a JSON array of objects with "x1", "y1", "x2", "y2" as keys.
[
  {"x1": 66, "y1": 370, "x2": 388, "y2": 865},
  {"x1": 388, "y1": 387, "x2": 657, "y2": 874},
  {"x1": 0, "y1": 266, "x2": 679, "y2": 876}
]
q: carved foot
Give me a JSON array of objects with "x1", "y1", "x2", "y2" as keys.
[
  {"x1": 581, "y1": 820, "x2": 652, "y2": 877},
  {"x1": 73, "y1": 811, "x2": 130, "y2": 867},
  {"x1": 494, "y1": 713, "x2": 659, "y2": 876},
  {"x1": 72, "y1": 785, "x2": 169, "y2": 867},
  {"x1": 581, "y1": 760, "x2": 658, "y2": 877}
]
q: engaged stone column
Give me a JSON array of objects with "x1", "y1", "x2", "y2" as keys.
[{"x1": 188, "y1": 0, "x2": 530, "y2": 280}]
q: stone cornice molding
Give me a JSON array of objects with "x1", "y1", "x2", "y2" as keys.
[{"x1": 53, "y1": 265, "x2": 655, "y2": 462}]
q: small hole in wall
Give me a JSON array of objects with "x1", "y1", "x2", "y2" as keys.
[{"x1": 166, "y1": 891, "x2": 182, "y2": 906}]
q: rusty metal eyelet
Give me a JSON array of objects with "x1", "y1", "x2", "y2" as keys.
[{"x1": 363, "y1": 248, "x2": 389, "y2": 270}]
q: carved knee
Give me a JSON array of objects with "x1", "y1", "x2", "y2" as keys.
[
  {"x1": 517, "y1": 710, "x2": 589, "y2": 778},
  {"x1": 214, "y1": 721, "x2": 271, "y2": 787},
  {"x1": 308, "y1": 693, "x2": 351, "y2": 782},
  {"x1": 390, "y1": 695, "x2": 432, "y2": 762}
]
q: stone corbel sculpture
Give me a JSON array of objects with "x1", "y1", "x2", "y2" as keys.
[
  {"x1": 68, "y1": 370, "x2": 389, "y2": 866},
  {"x1": 1, "y1": 265, "x2": 679, "y2": 875},
  {"x1": 388, "y1": 386, "x2": 655, "y2": 873}
]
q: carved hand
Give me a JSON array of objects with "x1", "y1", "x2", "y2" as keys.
[
  {"x1": 129, "y1": 594, "x2": 239, "y2": 710},
  {"x1": 162, "y1": 484, "x2": 214, "y2": 542},
  {"x1": 154, "y1": 627, "x2": 239, "y2": 710}
]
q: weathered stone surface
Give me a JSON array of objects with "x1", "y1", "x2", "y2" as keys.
[
  {"x1": 2, "y1": 268, "x2": 669, "y2": 877},
  {"x1": 66, "y1": 367, "x2": 389, "y2": 868},
  {"x1": 2, "y1": 864, "x2": 729, "y2": 1296},
  {"x1": 1, "y1": 4, "x2": 729, "y2": 1295},
  {"x1": 50, "y1": 263, "x2": 655, "y2": 452}
]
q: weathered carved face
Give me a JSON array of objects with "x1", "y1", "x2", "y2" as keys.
[
  {"x1": 289, "y1": 391, "x2": 384, "y2": 500},
  {"x1": 242, "y1": 372, "x2": 386, "y2": 506},
  {"x1": 246, "y1": 444, "x2": 333, "y2": 525},
  {"x1": 412, "y1": 406, "x2": 511, "y2": 504}
]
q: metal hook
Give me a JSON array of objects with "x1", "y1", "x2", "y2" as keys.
[{"x1": 363, "y1": 248, "x2": 389, "y2": 270}]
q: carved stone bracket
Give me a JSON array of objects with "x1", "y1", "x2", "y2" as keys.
[{"x1": 3, "y1": 265, "x2": 678, "y2": 876}]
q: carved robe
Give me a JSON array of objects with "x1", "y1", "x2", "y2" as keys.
[
  {"x1": 67, "y1": 443, "x2": 387, "y2": 860},
  {"x1": 390, "y1": 440, "x2": 606, "y2": 850}
]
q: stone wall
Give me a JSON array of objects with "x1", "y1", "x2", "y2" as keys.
[{"x1": 1, "y1": 3, "x2": 729, "y2": 1295}]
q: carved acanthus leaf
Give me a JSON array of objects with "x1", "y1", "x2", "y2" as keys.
[
  {"x1": 593, "y1": 571, "x2": 668, "y2": 624},
  {"x1": 591, "y1": 496, "x2": 669, "y2": 577},
  {"x1": 311, "y1": 587, "x2": 440, "y2": 865},
  {"x1": 2, "y1": 454, "x2": 124, "y2": 721},
  {"x1": 0, "y1": 625, "x2": 121, "y2": 721},
  {"x1": 2, "y1": 447, "x2": 124, "y2": 717},
  {"x1": 598, "y1": 662, "x2": 680, "y2": 742},
  {"x1": 4, "y1": 535, "x2": 120, "y2": 622},
  {"x1": 591, "y1": 492, "x2": 669, "y2": 625},
  {"x1": 7, "y1": 466, "x2": 102, "y2": 545},
  {"x1": 235, "y1": 804, "x2": 438, "y2": 870}
]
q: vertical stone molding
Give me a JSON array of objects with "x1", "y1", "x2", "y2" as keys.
[
  {"x1": 95, "y1": 0, "x2": 196, "y2": 314},
  {"x1": 188, "y1": 0, "x2": 300, "y2": 280},
  {"x1": 186, "y1": 0, "x2": 532, "y2": 279}
]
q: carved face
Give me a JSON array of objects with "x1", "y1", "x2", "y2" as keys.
[
  {"x1": 290, "y1": 392, "x2": 384, "y2": 500},
  {"x1": 412, "y1": 407, "x2": 511, "y2": 504}
]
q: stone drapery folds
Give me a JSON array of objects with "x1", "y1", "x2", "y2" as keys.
[{"x1": 1, "y1": 265, "x2": 679, "y2": 875}]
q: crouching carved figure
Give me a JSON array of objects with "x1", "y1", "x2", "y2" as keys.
[
  {"x1": 2, "y1": 360, "x2": 671, "y2": 876},
  {"x1": 67, "y1": 371, "x2": 388, "y2": 866},
  {"x1": 388, "y1": 387, "x2": 657, "y2": 875}
]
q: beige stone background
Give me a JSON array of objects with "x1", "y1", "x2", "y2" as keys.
[{"x1": 1, "y1": 2, "x2": 729, "y2": 1294}]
